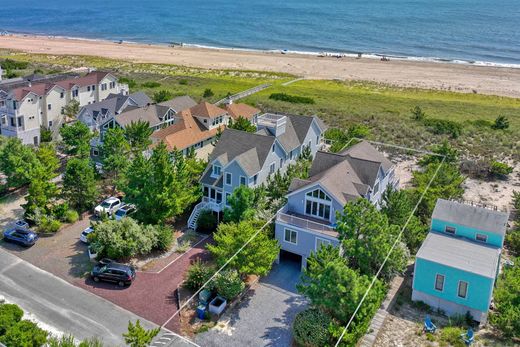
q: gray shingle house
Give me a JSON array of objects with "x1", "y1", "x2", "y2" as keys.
[
  {"x1": 188, "y1": 113, "x2": 326, "y2": 229},
  {"x1": 274, "y1": 140, "x2": 399, "y2": 269}
]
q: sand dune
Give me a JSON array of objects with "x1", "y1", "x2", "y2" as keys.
[{"x1": 1, "y1": 34, "x2": 519, "y2": 98}]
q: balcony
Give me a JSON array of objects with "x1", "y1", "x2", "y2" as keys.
[
  {"x1": 202, "y1": 196, "x2": 224, "y2": 212},
  {"x1": 276, "y1": 206, "x2": 338, "y2": 238}
]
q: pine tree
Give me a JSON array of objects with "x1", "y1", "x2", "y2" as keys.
[
  {"x1": 122, "y1": 320, "x2": 159, "y2": 347},
  {"x1": 62, "y1": 158, "x2": 99, "y2": 211}
]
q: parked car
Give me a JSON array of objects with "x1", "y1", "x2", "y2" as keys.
[
  {"x1": 91, "y1": 262, "x2": 136, "y2": 287},
  {"x1": 3, "y1": 227, "x2": 39, "y2": 247},
  {"x1": 94, "y1": 197, "x2": 122, "y2": 217},
  {"x1": 80, "y1": 226, "x2": 94, "y2": 243},
  {"x1": 114, "y1": 204, "x2": 136, "y2": 221}
]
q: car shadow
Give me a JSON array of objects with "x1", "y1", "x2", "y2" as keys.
[{"x1": 82, "y1": 276, "x2": 132, "y2": 291}]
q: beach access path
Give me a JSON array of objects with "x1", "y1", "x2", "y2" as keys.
[{"x1": 1, "y1": 35, "x2": 520, "y2": 98}]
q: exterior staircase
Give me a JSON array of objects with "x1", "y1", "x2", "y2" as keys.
[{"x1": 187, "y1": 201, "x2": 208, "y2": 230}]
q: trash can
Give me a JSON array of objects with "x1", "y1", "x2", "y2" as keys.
[{"x1": 196, "y1": 304, "x2": 206, "y2": 320}]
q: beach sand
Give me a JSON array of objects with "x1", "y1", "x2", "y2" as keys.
[{"x1": 1, "y1": 34, "x2": 520, "y2": 98}]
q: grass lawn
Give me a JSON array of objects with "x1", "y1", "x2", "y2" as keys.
[{"x1": 2, "y1": 50, "x2": 519, "y2": 160}]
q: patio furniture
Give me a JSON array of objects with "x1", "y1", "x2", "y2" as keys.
[
  {"x1": 208, "y1": 296, "x2": 227, "y2": 316},
  {"x1": 424, "y1": 315, "x2": 437, "y2": 333},
  {"x1": 460, "y1": 328, "x2": 474, "y2": 345}
]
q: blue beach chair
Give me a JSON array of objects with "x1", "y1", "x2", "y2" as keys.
[
  {"x1": 460, "y1": 328, "x2": 474, "y2": 345},
  {"x1": 424, "y1": 315, "x2": 437, "y2": 333}
]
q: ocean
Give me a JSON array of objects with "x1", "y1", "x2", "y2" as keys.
[{"x1": 1, "y1": 0, "x2": 519, "y2": 67}]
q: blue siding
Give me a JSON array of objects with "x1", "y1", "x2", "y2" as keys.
[
  {"x1": 413, "y1": 257, "x2": 493, "y2": 312},
  {"x1": 431, "y1": 219, "x2": 504, "y2": 247},
  {"x1": 286, "y1": 184, "x2": 343, "y2": 225}
]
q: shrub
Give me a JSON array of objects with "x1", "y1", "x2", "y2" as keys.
[
  {"x1": 178, "y1": 79, "x2": 188, "y2": 85},
  {"x1": 0, "y1": 59, "x2": 29, "y2": 70},
  {"x1": 507, "y1": 229, "x2": 520, "y2": 256},
  {"x1": 118, "y1": 77, "x2": 137, "y2": 88},
  {"x1": 52, "y1": 202, "x2": 70, "y2": 221},
  {"x1": 0, "y1": 303, "x2": 24, "y2": 335},
  {"x1": 212, "y1": 269, "x2": 245, "y2": 300},
  {"x1": 64, "y1": 209, "x2": 79, "y2": 223},
  {"x1": 48, "y1": 334, "x2": 76, "y2": 347},
  {"x1": 202, "y1": 88, "x2": 214, "y2": 98},
  {"x1": 153, "y1": 225, "x2": 174, "y2": 251},
  {"x1": 0, "y1": 320, "x2": 48, "y2": 347},
  {"x1": 439, "y1": 326, "x2": 465, "y2": 347},
  {"x1": 492, "y1": 115, "x2": 510, "y2": 130},
  {"x1": 40, "y1": 126, "x2": 53, "y2": 142},
  {"x1": 423, "y1": 118, "x2": 463, "y2": 138},
  {"x1": 141, "y1": 81, "x2": 161, "y2": 88},
  {"x1": 269, "y1": 93, "x2": 315, "y2": 104},
  {"x1": 152, "y1": 90, "x2": 172, "y2": 103},
  {"x1": 196, "y1": 210, "x2": 218, "y2": 233},
  {"x1": 184, "y1": 259, "x2": 215, "y2": 291},
  {"x1": 411, "y1": 106, "x2": 426, "y2": 121},
  {"x1": 489, "y1": 161, "x2": 513, "y2": 178},
  {"x1": 490, "y1": 260, "x2": 520, "y2": 338},
  {"x1": 292, "y1": 308, "x2": 332, "y2": 347},
  {"x1": 37, "y1": 216, "x2": 61, "y2": 233},
  {"x1": 513, "y1": 190, "x2": 520, "y2": 211}
]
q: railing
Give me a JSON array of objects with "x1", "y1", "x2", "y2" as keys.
[
  {"x1": 187, "y1": 201, "x2": 207, "y2": 229},
  {"x1": 202, "y1": 197, "x2": 224, "y2": 212},
  {"x1": 214, "y1": 83, "x2": 271, "y2": 105},
  {"x1": 276, "y1": 210, "x2": 337, "y2": 236}
]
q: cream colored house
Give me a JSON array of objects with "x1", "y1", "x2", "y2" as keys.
[{"x1": 0, "y1": 71, "x2": 128, "y2": 145}]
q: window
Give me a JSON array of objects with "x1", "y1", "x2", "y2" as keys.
[
  {"x1": 13, "y1": 101, "x2": 17, "y2": 110},
  {"x1": 284, "y1": 229, "x2": 297, "y2": 244},
  {"x1": 269, "y1": 162, "x2": 275, "y2": 174},
  {"x1": 101, "y1": 83, "x2": 107, "y2": 91},
  {"x1": 458, "y1": 281, "x2": 468, "y2": 299},
  {"x1": 72, "y1": 89, "x2": 78, "y2": 97},
  {"x1": 87, "y1": 86, "x2": 91, "y2": 92},
  {"x1": 476, "y1": 234, "x2": 487, "y2": 243},
  {"x1": 48, "y1": 104, "x2": 52, "y2": 110},
  {"x1": 92, "y1": 148, "x2": 99, "y2": 156},
  {"x1": 212, "y1": 165, "x2": 221, "y2": 177},
  {"x1": 110, "y1": 81, "x2": 116, "y2": 89},
  {"x1": 17, "y1": 117, "x2": 22, "y2": 127},
  {"x1": 10, "y1": 117, "x2": 15, "y2": 127},
  {"x1": 240, "y1": 176, "x2": 246, "y2": 186},
  {"x1": 225, "y1": 172, "x2": 232, "y2": 185},
  {"x1": 373, "y1": 182, "x2": 379, "y2": 195},
  {"x1": 280, "y1": 158, "x2": 283, "y2": 168},
  {"x1": 225, "y1": 192, "x2": 231, "y2": 206},
  {"x1": 216, "y1": 192, "x2": 222, "y2": 203},
  {"x1": 434, "y1": 274, "x2": 444, "y2": 291},
  {"x1": 1, "y1": 115, "x2": 5, "y2": 125},
  {"x1": 60, "y1": 92, "x2": 64, "y2": 98},
  {"x1": 210, "y1": 189, "x2": 216, "y2": 200},
  {"x1": 272, "y1": 144, "x2": 275, "y2": 152},
  {"x1": 316, "y1": 135, "x2": 320, "y2": 144},
  {"x1": 289, "y1": 150, "x2": 293, "y2": 160},
  {"x1": 305, "y1": 189, "x2": 332, "y2": 220},
  {"x1": 92, "y1": 85, "x2": 96, "y2": 91},
  {"x1": 445, "y1": 226, "x2": 456, "y2": 235},
  {"x1": 203, "y1": 186, "x2": 209, "y2": 197},
  {"x1": 33, "y1": 136, "x2": 38, "y2": 146},
  {"x1": 253, "y1": 174, "x2": 258, "y2": 185},
  {"x1": 316, "y1": 237, "x2": 331, "y2": 251},
  {"x1": 48, "y1": 121, "x2": 53, "y2": 128}
]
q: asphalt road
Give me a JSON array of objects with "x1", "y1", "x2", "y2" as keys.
[{"x1": 0, "y1": 248, "x2": 159, "y2": 346}]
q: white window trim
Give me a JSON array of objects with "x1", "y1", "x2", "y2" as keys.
[
  {"x1": 269, "y1": 162, "x2": 276, "y2": 174},
  {"x1": 225, "y1": 172, "x2": 232, "y2": 186},
  {"x1": 284, "y1": 228, "x2": 298, "y2": 245},
  {"x1": 240, "y1": 175, "x2": 247, "y2": 186},
  {"x1": 315, "y1": 237, "x2": 331, "y2": 251},
  {"x1": 434, "y1": 273, "x2": 445, "y2": 292},
  {"x1": 457, "y1": 280, "x2": 468, "y2": 299},
  {"x1": 211, "y1": 165, "x2": 221, "y2": 178},
  {"x1": 475, "y1": 233, "x2": 488, "y2": 243}
]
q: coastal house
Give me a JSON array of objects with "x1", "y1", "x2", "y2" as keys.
[
  {"x1": 412, "y1": 199, "x2": 509, "y2": 323},
  {"x1": 224, "y1": 101, "x2": 261, "y2": 124},
  {"x1": 0, "y1": 71, "x2": 128, "y2": 145},
  {"x1": 274, "y1": 140, "x2": 398, "y2": 270},
  {"x1": 187, "y1": 113, "x2": 326, "y2": 229},
  {"x1": 76, "y1": 92, "x2": 151, "y2": 131}
]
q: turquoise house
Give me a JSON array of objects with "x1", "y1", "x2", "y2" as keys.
[{"x1": 412, "y1": 199, "x2": 509, "y2": 323}]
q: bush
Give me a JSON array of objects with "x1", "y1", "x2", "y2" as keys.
[
  {"x1": 152, "y1": 90, "x2": 172, "y2": 103},
  {"x1": 439, "y1": 326, "x2": 465, "y2": 347},
  {"x1": 492, "y1": 115, "x2": 509, "y2": 130},
  {"x1": 212, "y1": 269, "x2": 245, "y2": 300},
  {"x1": 52, "y1": 203, "x2": 70, "y2": 221},
  {"x1": 269, "y1": 93, "x2": 315, "y2": 104},
  {"x1": 0, "y1": 59, "x2": 29, "y2": 70},
  {"x1": 40, "y1": 126, "x2": 53, "y2": 142},
  {"x1": 153, "y1": 225, "x2": 174, "y2": 251},
  {"x1": 423, "y1": 118, "x2": 463, "y2": 138},
  {"x1": 489, "y1": 161, "x2": 513, "y2": 178},
  {"x1": 37, "y1": 216, "x2": 61, "y2": 233},
  {"x1": 178, "y1": 79, "x2": 188, "y2": 85},
  {"x1": 293, "y1": 308, "x2": 332, "y2": 347},
  {"x1": 411, "y1": 106, "x2": 426, "y2": 121},
  {"x1": 64, "y1": 209, "x2": 79, "y2": 223},
  {"x1": 0, "y1": 303, "x2": 24, "y2": 335},
  {"x1": 0, "y1": 320, "x2": 48, "y2": 347},
  {"x1": 184, "y1": 259, "x2": 215, "y2": 291},
  {"x1": 196, "y1": 210, "x2": 218, "y2": 233},
  {"x1": 141, "y1": 81, "x2": 161, "y2": 88},
  {"x1": 490, "y1": 260, "x2": 520, "y2": 338},
  {"x1": 202, "y1": 88, "x2": 214, "y2": 98},
  {"x1": 118, "y1": 77, "x2": 137, "y2": 88}
]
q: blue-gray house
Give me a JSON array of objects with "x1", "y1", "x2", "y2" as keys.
[
  {"x1": 188, "y1": 113, "x2": 326, "y2": 229},
  {"x1": 274, "y1": 140, "x2": 398, "y2": 269},
  {"x1": 412, "y1": 199, "x2": 509, "y2": 323}
]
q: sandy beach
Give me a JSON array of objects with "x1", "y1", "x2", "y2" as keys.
[{"x1": 1, "y1": 34, "x2": 520, "y2": 98}]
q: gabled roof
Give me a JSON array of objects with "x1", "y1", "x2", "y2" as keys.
[
  {"x1": 115, "y1": 104, "x2": 172, "y2": 128},
  {"x1": 288, "y1": 141, "x2": 393, "y2": 205},
  {"x1": 432, "y1": 199, "x2": 509, "y2": 237},
  {"x1": 416, "y1": 231, "x2": 501, "y2": 279},
  {"x1": 159, "y1": 95, "x2": 197, "y2": 113},
  {"x1": 81, "y1": 92, "x2": 151, "y2": 120},
  {"x1": 55, "y1": 71, "x2": 111, "y2": 89},
  {"x1": 225, "y1": 103, "x2": 261, "y2": 120},
  {"x1": 11, "y1": 82, "x2": 64, "y2": 101},
  {"x1": 190, "y1": 102, "x2": 228, "y2": 119}
]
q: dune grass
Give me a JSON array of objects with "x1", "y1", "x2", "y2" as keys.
[{"x1": 1, "y1": 50, "x2": 518, "y2": 160}]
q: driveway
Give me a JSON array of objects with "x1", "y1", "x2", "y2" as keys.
[{"x1": 195, "y1": 257, "x2": 308, "y2": 347}]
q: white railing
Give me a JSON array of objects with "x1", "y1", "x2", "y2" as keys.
[
  {"x1": 276, "y1": 210, "x2": 337, "y2": 235},
  {"x1": 202, "y1": 197, "x2": 224, "y2": 212},
  {"x1": 187, "y1": 201, "x2": 207, "y2": 229}
]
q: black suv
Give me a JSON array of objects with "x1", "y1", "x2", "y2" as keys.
[{"x1": 91, "y1": 262, "x2": 136, "y2": 287}]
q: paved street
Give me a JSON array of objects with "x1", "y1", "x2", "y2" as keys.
[
  {"x1": 0, "y1": 248, "x2": 159, "y2": 346},
  {"x1": 195, "y1": 258, "x2": 308, "y2": 347}
]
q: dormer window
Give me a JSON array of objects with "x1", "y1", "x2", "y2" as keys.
[{"x1": 212, "y1": 165, "x2": 221, "y2": 177}]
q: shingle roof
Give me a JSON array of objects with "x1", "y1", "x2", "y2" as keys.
[
  {"x1": 289, "y1": 141, "x2": 393, "y2": 205},
  {"x1": 159, "y1": 96, "x2": 197, "y2": 112},
  {"x1": 190, "y1": 102, "x2": 228, "y2": 119},
  {"x1": 82, "y1": 92, "x2": 151, "y2": 119},
  {"x1": 115, "y1": 104, "x2": 171, "y2": 128},
  {"x1": 416, "y1": 231, "x2": 501, "y2": 279},
  {"x1": 432, "y1": 199, "x2": 509, "y2": 236},
  {"x1": 225, "y1": 103, "x2": 261, "y2": 120}
]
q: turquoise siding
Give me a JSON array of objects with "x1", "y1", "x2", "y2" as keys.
[
  {"x1": 431, "y1": 219, "x2": 504, "y2": 247},
  {"x1": 413, "y1": 258, "x2": 493, "y2": 312}
]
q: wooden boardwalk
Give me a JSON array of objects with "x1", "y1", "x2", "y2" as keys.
[{"x1": 214, "y1": 83, "x2": 271, "y2": 105}]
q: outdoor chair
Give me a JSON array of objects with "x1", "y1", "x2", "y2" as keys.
[
  {"x1": 460, "y1": 328, "x2": 474, "y2": 345},
  {"x1": 424, "y1": 315, "x2": 437, "y2": 333}
]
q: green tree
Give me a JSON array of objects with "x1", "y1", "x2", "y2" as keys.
[
  {"x1": 490, "y1": 260, "x2": 520, "y2": 338},
  {"x1": 202, "y1": 88, "x2": 214, "y2": 98},
  {"x1": 122, "y1": 320, "x2": 160, "y2": 347},
  {"x1": 0, "y1": 320, "x2": 48, "y2": 347},
  {"x1": 100, "y1": 127, "x2": 130, "y2": 189},
  {"x1": 336, "y1": 199, "x2": 408, "y2": 279},
  {"x1": 62, "y1": 158, "x2": 99, "y2": 211},
  {"x1": 208, "y1": 220, "x2": 279, "y2": 276},
  {"x1": 125, "y1": 120, "x2": 153, "y2": 154},
  {"x1": 0, "y1": 137, "x2": 40, "y2": 188},
  {"x1": 40, "y1": 126, "x2": 53, "y2": 142},
  {"x1": 492, "y1": 115, "x2": 509, "y2": 130},
  {"x1": 23, "y1": 166, "x2": 59, "y2": 221},
  {"x1": 36, "y1": 143, "x2": 60, "y2": 177},
  {"x1": 59, "y1": 121, "x2": 93, "y2": 158},
  {"x1": 0, "y1": 303, "x2": 23, "y2": 335},
  {"x1": 418, "y1": 140, "x2": 458, "y2": 166},
  {"x1": 62, "y1": 99, "x2": 80, "y2": 119},
  {"x1": 212, "y1": 269, "x2": 245, "y2": 300},
  {"x1": 228, "y1": 116, "x2": 256, "y2": 133},
  {"x1": 152, "y1": 90, "x2": 172, "y2": 103},
  {"x1": 223, "y1": 185, "x2": 257, "y2": 222}
]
